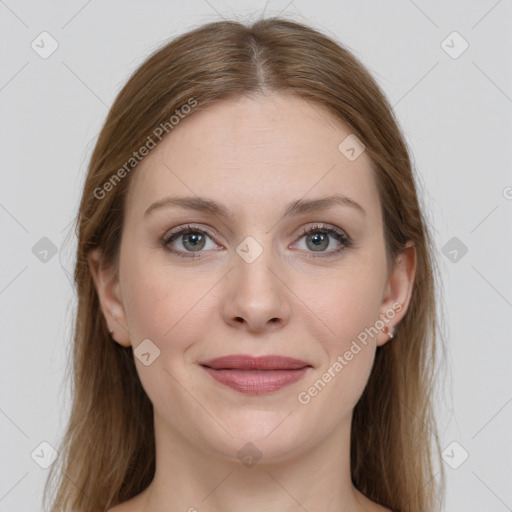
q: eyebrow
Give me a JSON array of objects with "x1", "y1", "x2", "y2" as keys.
[{"x1": 143, "y1": 194, "x2": 366, "y2": 219}]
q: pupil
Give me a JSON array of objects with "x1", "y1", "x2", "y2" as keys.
[
  {"x1": 309, "y1": 233, "x2": 327, "y2": 251},
  {"x1": 184, "y1": 232, "x2": 204, "y2": 250}
]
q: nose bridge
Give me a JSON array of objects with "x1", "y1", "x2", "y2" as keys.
[
  {"x1": 222, "y1": 234, "x2": 291, "y2": 330},
  {"x1": 234, "y1": 234, "x2": 282, "y2": 303}
]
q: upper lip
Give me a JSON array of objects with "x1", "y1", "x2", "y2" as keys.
[{"x1": 200, "y1": 355, "x2": 312, "y2": 370}]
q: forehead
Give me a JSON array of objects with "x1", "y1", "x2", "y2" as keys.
[{"x1": 125, "y1": 93, "x2": 381, "y2": 223}]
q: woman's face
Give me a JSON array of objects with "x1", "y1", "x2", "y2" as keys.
[{"x1": 91, "y1": 93, "x2": 415, "y2": 463}]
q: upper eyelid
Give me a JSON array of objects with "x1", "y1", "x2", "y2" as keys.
[
  {"x1": 164, "y1": 223, "x2": 349, "y2": 246},
  {"x1": 163, "y1": 223, "x2": 222, "y2": 243},
  {"x1": 297, "y1": 223, "x2": 348, "y2": 236}
]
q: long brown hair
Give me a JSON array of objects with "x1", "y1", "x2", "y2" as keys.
[{"x1": 45, "y1": 16, "x2": 445, "y2": 512}]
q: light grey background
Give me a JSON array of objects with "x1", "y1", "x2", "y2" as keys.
[{"x1": 1, "y1": 1, "x2": 511, "y2": 510}]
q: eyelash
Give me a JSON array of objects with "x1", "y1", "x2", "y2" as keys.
[{"x1": 162, "y1": 223, "x2": 353, "y2": 259}]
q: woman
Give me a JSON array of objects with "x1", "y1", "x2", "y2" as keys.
[{"x1": 45, "y1": 16, "x2": 445, "y2": 512}]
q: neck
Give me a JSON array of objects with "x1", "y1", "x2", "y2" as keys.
[{"x1": 139, "y1": 411, "x2": 370, "y2": 512}]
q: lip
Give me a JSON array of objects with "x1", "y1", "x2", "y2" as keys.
[
  {"x1": 200, "y1": 355, "x2": 311, "y2": 370},
  {"x1": 199, "y1": 355, "x2": 312, "y2": 395}
]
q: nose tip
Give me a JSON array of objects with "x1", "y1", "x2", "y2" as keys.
[
  {"x1": 224, "y1": 259, "x2": 290, "y2": 332},
  {"x1": 233, "y1": 316, "x2": 281, "y2": 327}
]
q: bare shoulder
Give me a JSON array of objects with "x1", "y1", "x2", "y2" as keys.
[
  {"x1": 368, "y1": 500, "x2": 393, "y2": 512},
  {"x1": 107, "y1": 503, "x2": 136, "y2": 512},
  {"x1": 362, "y1": 502, "x2": 393, "y2": 512},
  {"x1": 108, "y1": 500, "x2": 393, "y2": 512},
  {"x1": 107, "y1": 492, "x2": 147, "y2": 512},
  {"x1": 355, "y1": 489, "x2": 393, "y2": 512},
  {"x1": 107, "y1": 503, "x2": 132, "y2": 512}
]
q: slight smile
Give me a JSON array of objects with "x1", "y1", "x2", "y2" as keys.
[{"x1": 199, "y1": 354, "x2": 313, "y2": 395}]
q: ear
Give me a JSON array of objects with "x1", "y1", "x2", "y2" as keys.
[
  {"x1": 376, "y1": 241, "x2": 417, "y2": 347},
  {"x1": 88, "y1": 248, "x2": 131, "y2": 347}
]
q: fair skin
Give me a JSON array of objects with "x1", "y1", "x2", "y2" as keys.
[{"x1": 90, "y1": 93, "x2": 415, "y2": 512}]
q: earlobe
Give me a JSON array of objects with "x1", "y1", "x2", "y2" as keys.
[
  {"x1": 88, "y1": 248, "x2": 131, "y2": 347},
  {"x1": 376, "y1": 242, "x2": 417, "y2": 347}
]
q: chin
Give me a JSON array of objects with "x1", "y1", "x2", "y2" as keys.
[{"x1": 201, "y1": 411, "x2": 313, "y2": 463}]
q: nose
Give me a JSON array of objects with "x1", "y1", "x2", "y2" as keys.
[{"x1": 221, "y1": 247, "x2": 292, "y2": 334}]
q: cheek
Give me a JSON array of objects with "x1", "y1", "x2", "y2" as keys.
[
  {"x1": 296, "y1": 259, "x2": 387, "y2": 349},
  {"x1": 120, "y1": 260, "x2": 212, "y2": 419},
  {"x1": 295, "y1": 293, "x2": 381, "y2": 419},
  {"x1": 292, "y1": 258, "x2": 387, "y2": 407},
  {"x1": 121, "y1": 251, "x2": 209, "y2": 343},
  {"x1": 123, "y1": 276, "x2": 172, "y2": 342}
]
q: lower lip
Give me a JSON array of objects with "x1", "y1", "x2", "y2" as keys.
[{"x1": 201, "y1": 366, "x2": 310, "y2": 395}]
